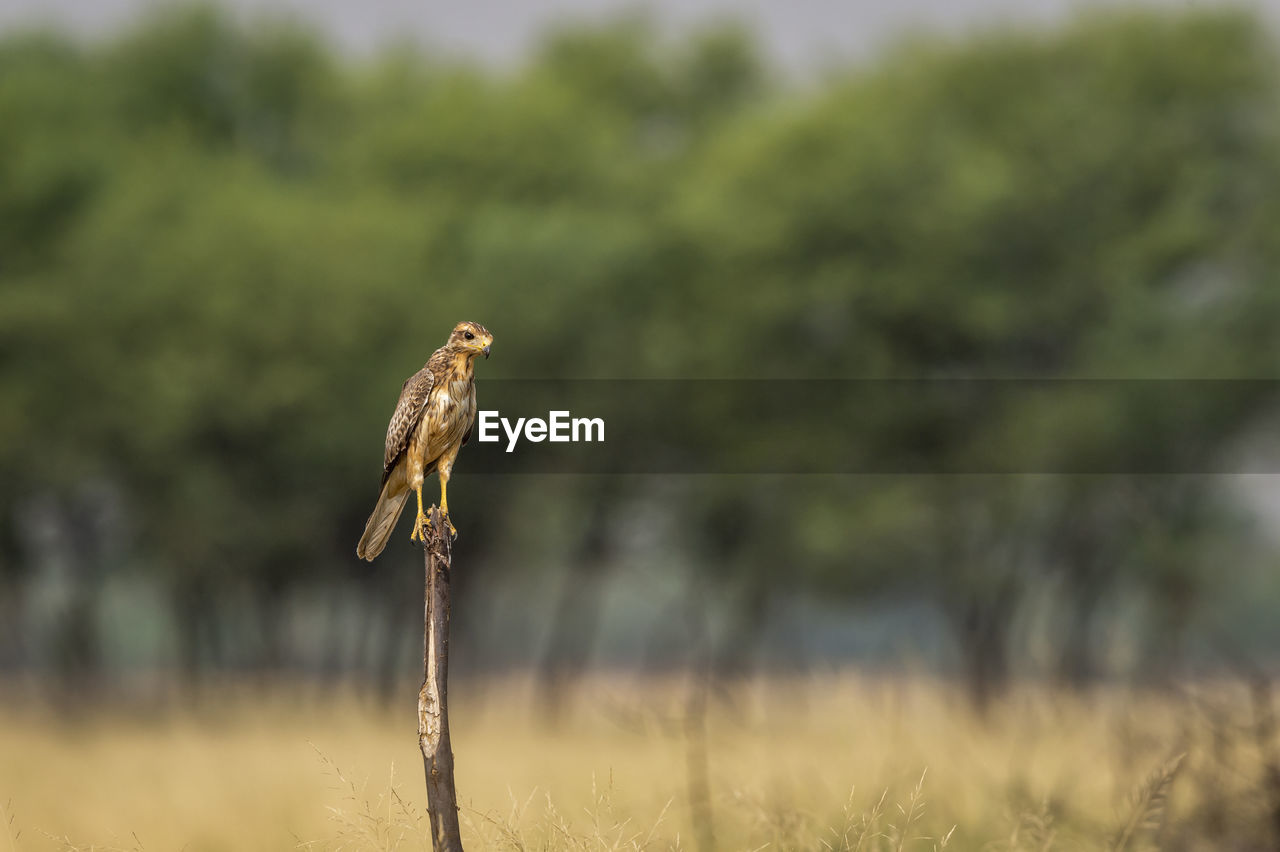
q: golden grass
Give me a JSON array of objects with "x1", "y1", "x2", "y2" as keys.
[{"x1": 0, "y1": 674, "x2": 1270, "y2": 850}]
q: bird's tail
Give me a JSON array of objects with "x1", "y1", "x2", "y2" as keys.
[{"x1": 356, "y1": 468, "x2": 410, "y2": 562}]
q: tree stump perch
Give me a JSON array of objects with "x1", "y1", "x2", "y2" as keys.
[{"x1": 418, "y1": 505, "x2": 464, "y2": 852}]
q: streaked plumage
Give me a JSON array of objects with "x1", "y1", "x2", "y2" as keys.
[{"x1": 356, "y1": 321, "x2": 493, "y2": 561}]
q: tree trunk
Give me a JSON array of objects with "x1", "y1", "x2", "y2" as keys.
[
  {"x1": 684, "y1": 584, "x2": 716, "y2": 852},
  {"x1": 536, "y1": 486, "x2": 615, "y2": 725},
  {"x1": 419, "y1": 506, "x2": 464, "y2": 852},
  {"x1": 951, "y1": 583, "x2": 1018, "y2": 716}
]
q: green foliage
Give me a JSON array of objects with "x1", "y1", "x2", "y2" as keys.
[{"x1": 3, "y1": 4, "x2": 1280, "y2": 680}]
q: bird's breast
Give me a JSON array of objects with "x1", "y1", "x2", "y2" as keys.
[{"x1": 417, "y1": 375, "x2": 475, "y2": 452}]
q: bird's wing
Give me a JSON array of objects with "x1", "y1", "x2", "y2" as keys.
[
  {"x1": 381, "y1": 365, "x2": 435, "y2": 484},
  {"x1": 461, "y1": 383, "x2": 478, "y2": 446}
]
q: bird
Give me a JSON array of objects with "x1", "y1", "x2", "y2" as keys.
[{"x1": 356, "y1": 321, "x2": 493, "y2": 561}]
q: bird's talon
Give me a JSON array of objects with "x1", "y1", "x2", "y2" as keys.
[
  {"x1": 440, "y1": 510, "x2": 457, "y2": 538},
  {"x1": 410, "y1": 512, "x2": 432, "y2": 542}
]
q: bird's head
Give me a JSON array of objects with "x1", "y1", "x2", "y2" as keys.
[{"x1": 447, "y1": 321, "x2": 493, "y2": 359}]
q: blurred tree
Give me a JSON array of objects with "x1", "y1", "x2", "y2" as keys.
[
  {"x1": 669, "y1": 8, "x2": 1280, "y2": 707},
  {"x1": 1, "y1": 5, "x2": 1279, "y2": 705}
]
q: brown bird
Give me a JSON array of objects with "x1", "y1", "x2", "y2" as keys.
[{"x1": 356, "y1": 321, "x2": 493, "y2": 561}]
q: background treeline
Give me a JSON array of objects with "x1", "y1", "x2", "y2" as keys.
[{"x1": 3, "y1": 5, "x2": 1280, "y2": 711}]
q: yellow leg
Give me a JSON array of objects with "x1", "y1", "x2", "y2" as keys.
[
  {"x1": 409, "y1": 485, "x2": 428, "y2": 541},
  {"x1": 439, "y1": 474, "x2": 457, "y2": 537}
]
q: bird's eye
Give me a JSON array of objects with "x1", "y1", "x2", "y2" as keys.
[{"x1": 464, "y1": 331, "x2": 475, "y2": 340}]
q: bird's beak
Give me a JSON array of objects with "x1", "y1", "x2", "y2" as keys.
[{"x1": 482, "y1": 345, "x2": 491, "y2": 359}]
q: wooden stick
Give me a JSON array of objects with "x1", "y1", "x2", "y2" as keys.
[{"x1": 419, "y1": 505, "x2": 464, "y2": 852}]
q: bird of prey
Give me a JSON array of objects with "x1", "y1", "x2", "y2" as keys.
[{"x1": 356, "y1": 321, "x2": 493, "y2": 561}]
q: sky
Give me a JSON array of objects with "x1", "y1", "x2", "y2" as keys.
[{"x1": 0, "y1": 0, "x2": 1265, "y2": 70}]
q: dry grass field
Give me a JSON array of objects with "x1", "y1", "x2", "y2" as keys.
[{"x1": 0, "y1": 674, "x2": 1274, "y2": 851}]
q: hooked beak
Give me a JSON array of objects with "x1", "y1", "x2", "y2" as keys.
[{"x1": 482, "y1": 344, "x2": 491, "y2": 359}]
